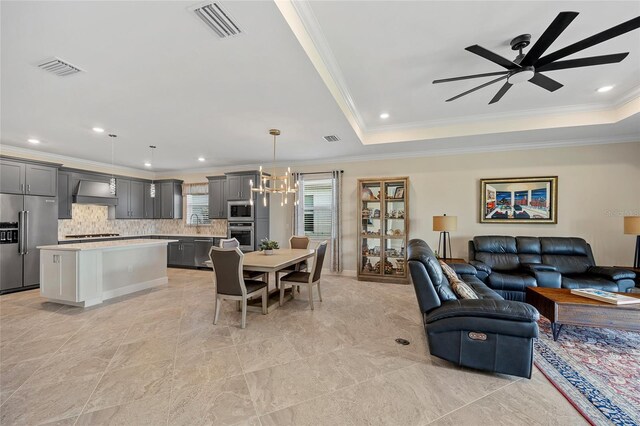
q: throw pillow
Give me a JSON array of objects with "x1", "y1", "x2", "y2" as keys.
[{"x1": 438, "y1": 260, "x2": 479, "y2": 300}]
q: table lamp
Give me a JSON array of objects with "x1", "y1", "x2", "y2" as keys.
[
  {"x1": 624, "y1": 216, "x2": 640, "y2": 268},
  {"x1": 433, "y1": 214, "x2": 457, "y2": 260}
]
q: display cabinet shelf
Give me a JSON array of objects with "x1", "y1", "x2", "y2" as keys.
[{"x1": 358, "y1": 177, "x2": 409, "y2": 284}]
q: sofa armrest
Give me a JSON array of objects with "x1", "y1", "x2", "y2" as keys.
[
  {"x1": 521, "y1": 263, "x2": 558, "y2": 272},
  {"x1": 425, "y1": 299, "x2": 539, "y2": 324},
  {"x1": 532, "y1": 271, "x2": 562, "y2": 288},
  {"x1": 588, "y1": 266, "x2": 636, "y2": 281},
  {"x1": 469, "y1": 260, "x2": 491, "y2": 275},
  {"x1": 449, "y1": 263, "x2": 477, "y2": 276}
]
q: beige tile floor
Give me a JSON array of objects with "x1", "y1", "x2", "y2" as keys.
[{"x1": 0, "y1": 268, "x2": 586, "y2": 425}]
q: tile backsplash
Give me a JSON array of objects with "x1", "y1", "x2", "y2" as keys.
[{"x1": 58, "y1": 204, "x2": 227, "y2": 239}]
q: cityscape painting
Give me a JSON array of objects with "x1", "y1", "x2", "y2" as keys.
[{"x1": 480, "y1": 176, "x2": 558, "y2": 224}]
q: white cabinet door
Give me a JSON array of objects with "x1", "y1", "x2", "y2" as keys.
[{"x1": 40, "y1": 250, "x2": 78, "y2": 302}]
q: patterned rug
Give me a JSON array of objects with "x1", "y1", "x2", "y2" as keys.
[{"x1": 534, "y1": 318, "x2": 640, "y2": 426}]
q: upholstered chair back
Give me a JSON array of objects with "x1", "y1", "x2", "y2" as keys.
[{"x1": 209, "y1": 247, "x2": 245, "y2": 296}]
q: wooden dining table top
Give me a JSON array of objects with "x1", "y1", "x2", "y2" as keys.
[{"x1": 205, "y1": 248, "x2": 315, "y2": 272}]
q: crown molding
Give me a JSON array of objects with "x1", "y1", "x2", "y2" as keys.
[
  {"x1": 277, "y1": 0, "x2": 640, "y2": 145},
  {"x1": 0, "y1": 144, "x2": 155, "y2": 178},
  {"x1": 284, "y1": 135, "x2": 640, "y2": 168}
]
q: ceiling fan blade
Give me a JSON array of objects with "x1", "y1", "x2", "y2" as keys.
[
  {"x1": 489, "y1": 82, "x2": 513, "y2": 104},
  {"x1": 536, "y1": 16, "x2": 640, "y2": 67},
  {"x1": 537, "y1": 52, "x2": 629, "y2": 72},
  {"x1": 465, "y1": 45, "x2": 521, "y2": 70},
  {"x1": 445, "y1": 75, "x2": 508, "y2": 102},
  {"x1": 521, "y1": 11, "x2": 579, "y2": 66},
  {"x1": 433, "y1": 71, "x2": 509, "y2": 84},
  {"x1": 528, "y1": 73, "x2": 563, "y2": 92}
]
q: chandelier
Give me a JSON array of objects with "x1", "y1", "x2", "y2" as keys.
[{"x1": 250, "y1": 129, "x2": 298, "y2": 207}]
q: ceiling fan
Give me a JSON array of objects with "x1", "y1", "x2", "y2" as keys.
[{"x1": 433, "y1": 12, "x2": 640, "y2": 104}]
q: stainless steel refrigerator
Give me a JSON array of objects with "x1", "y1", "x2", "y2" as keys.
[{"x1": 0, "y1": 194, "x2": 58, "y2": 293}]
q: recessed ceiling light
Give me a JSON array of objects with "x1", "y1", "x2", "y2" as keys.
[
  {"x1": 92, "y1": 127, "x2": 105, "y2": 133},
  {"x1": 27, "y1": 139, "x2": 40, "y2": 144},
  {"x1": 144, "y1": 162, "x2": 152, "y2": 167},
  {"x1": 379, "y1": 113, "x2": 390, "y2": 119},
  {"x1": 597, "y1": 85, "x2": 614, "y2": 93},
  {"x1": 198, "y1": 157, "x2": 205, "y2": 162}
]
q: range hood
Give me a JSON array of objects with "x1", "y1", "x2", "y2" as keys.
[{"x1": 73, "y1": 180, "x2": 118, "y2": 206}]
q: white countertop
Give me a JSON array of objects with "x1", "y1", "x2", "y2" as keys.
[
  {"x1": 58, "y1": 233, "x2": 226, "y2": 242},
  {"x1": 39, "y1": 238, "x2": 179, "y2": 251}
]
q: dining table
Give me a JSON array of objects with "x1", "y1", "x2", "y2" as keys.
[{"x1": 205, "y1": 248, "x2": 315, "y2": 313}]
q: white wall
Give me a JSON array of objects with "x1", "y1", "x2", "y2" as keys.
[{"x1": 267, "y1": 142, "x2": 640, "y2": 273}]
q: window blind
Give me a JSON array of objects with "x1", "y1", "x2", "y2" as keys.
[
  {"x1": 184, "y1": 183, "x2": 209, "y2": 224},
  {"x1": 299, "y1": 177, "x2": 332, "y2": 239}
]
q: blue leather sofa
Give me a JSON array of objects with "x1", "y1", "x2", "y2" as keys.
[{"x1": 468, "y1": 236, "x2": 636, "y2": 301}]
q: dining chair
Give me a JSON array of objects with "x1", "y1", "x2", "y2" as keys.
[
  {"x1": 209, "y1": 246, "x2": 267, "y2": 329},
  {"x1": 220, "y1": 238, "x2": 267, "y2": 282},
  {"x1": 279, "y1": 240, "x2": 327, "y2": 310},
  {"x1": 275, "y1": 235, "x2": 311, "y2": 288}
]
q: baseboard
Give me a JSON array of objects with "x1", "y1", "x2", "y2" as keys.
[
  {"x1": 324, "y1": 269, "x2": 357, "y2": 277},
  {"x1": 102, "y1": 277, "x2": 168, "y2": 300}
]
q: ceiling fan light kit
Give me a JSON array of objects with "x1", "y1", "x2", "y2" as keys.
[{"x1": 433, "y1": 12, "x2": 640, "y2": 104}]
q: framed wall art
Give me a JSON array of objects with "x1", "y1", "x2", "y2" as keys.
[{"x1": 480, "y1": 176, "x2": 558, "y2": 224}]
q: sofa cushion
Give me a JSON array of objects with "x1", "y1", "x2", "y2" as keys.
[
  {"x1": 562, "y1": 274, "x2": 619, "y2": 292},
  {"x1": 542, "y1": 254, "x2": 592, "y2": 274},
  {"x1": 516, "y1": 237, "x2": 541, "y2": 254},
  {"x1": 474, "y1": 236, "x2": 517, "y2": 253},
  {"x1": 540, "y1": 237, "x2": 590, "y2": 256},
  {"x1": 488, "y1": 272, "x2": 537, "y2": 292}
]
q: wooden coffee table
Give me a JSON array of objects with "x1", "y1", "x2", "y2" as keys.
[{"x1": 526, "y1": 287, "x2": 640, "y2": 341}]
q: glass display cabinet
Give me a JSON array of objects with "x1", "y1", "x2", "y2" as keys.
[{"x1": 358, "y1": 177, "x2": 409, "y2": 284}]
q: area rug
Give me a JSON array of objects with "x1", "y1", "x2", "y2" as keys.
[{"x1": 534, "y1": 318, "x2": 640, "y2": 426}]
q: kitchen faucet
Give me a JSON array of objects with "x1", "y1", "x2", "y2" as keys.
[{"x1": 190, "y1": 213, "x2": 201, "y2": 234}]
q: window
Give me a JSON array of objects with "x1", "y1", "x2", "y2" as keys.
[
  {"x1": 184, "y1": 183, "x2": 209, "y2": 225},
  {"x1": 297, "y1": 177, "x2": 332, "y2": 238}
]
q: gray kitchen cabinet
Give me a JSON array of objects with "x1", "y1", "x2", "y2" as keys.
[
  {"x1": 115, "y1": 179, "x2": 146, "y2": 219},
  {"x1": 207, "y1": 176, "x2": 226, "y2": 219},
  {"x1": 115, "y1": 179, "x2": 130, "y2": 219},
  {"x1": 0, "y1": 159, "x2": 57, "y2": 196},
  {"x1": 0, "y1": 160, "x2": 25, "y2": 194},
  {"x1": 58, "y1": 171, "x2": 72, "y2": 219},
  {"x1": 143, "y1": 183, "x2": 154, "y2": 219},
  {"x1": 166, "y1": 237, "x2": 197, "y2": 267},
  {"x1": 129, "y1": 180, "x2": 145, "y2": 218},
  {"x1": 25, "y1": 164, "x2": 57, "y2": 196},
  {"x1": 156, "y1": 180, "x2": 183, "y2": 219},
  {"x1": 225, "y1": 171, "x2": 259, "y2": 200}
]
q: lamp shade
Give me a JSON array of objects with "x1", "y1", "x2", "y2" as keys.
[
  {"x1": 624, "y1": 216, "x2": 640, "y2": 235},
  {"x1": 433, "y1": 215, "x2": 457, "y2": 232}
]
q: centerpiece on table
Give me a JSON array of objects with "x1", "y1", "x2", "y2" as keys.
[{"x1": 259, "y1": 238, "x2": 279, "y2": 255}]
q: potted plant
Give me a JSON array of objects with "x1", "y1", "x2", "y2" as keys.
[{"x1": 259, "y1": 238, "x2": 279, "y2": 255}]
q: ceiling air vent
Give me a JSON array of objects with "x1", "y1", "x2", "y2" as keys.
[
  {"x1": 323, "y1": 135, "x2": 340, "y2": 142},
  {"x1": 192, "y1": 2, "x2": 242, "y2": 39},
  {"x1": 37, "y1": 58, "x2": 83, "y2": 76}
]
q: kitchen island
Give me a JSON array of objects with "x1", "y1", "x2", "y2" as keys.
[{"x1": 37, "y1": 239, "x2": 178, "y2": 307}]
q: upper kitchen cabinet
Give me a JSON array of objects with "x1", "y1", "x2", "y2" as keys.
[
  {"x1": 154, "y1": 179, "x2": 183, "y2": 219},
  {"x1": 116, "y1": 179, "x2": 147, "y2": 219},
  {"x1": 58, "y1": 171, "x2": 72, "y2": 219},
  {"x1": 0, "y1": 158, "x2": 58, "y2": 196},
  {"x1": 207, "y1": 175, "x2": 226, "y2": 219},
  {"x1": 225, "y1": 171, "x2": 259, "y2": 200},
  {"x1": 143, "y1": 182, "x2": 154, "y2": 219}
]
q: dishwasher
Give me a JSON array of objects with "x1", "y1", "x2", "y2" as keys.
[{"x1": 194, "y1": 239, "x2": 214, "y2": 268}]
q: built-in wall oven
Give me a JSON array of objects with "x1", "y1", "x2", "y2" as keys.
[
  {"x1": 228, "y1": 222, "x2": 254, "y2": 251},
  {"x1": 228, "y1": 200, "x2": 254, "y2": 222}
]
